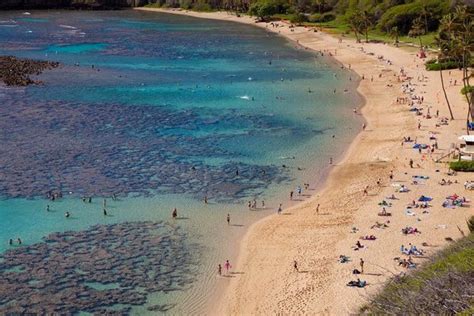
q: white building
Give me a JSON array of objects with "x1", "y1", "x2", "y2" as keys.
[{"x1": 459, "y1": 135, "x2": 474, "y2": 161}]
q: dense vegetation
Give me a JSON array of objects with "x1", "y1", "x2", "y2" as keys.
[
  {"x1": 450, "y1": 161, "x2": 474, "y2": 172},
  {"x1": 361, "y1": 219, "x2": 474, "y2": 314},
  {"x1": 144, "y1": 1, "x2": 467, "y2": 38}
]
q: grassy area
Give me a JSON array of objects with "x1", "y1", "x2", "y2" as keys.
[
  {"x1": 144, "y1": 3, "x2": 162, "y2": 8},
  {"x1": 361, "y1": 224, "x2": 474, "y2": 314},
  {"x1": 312, "y1": 20, "x2": 436, "y2": 48}
]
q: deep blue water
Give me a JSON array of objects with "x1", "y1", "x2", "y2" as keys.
[{"x1": 0, "y1": 10, "x2": 361, "y2": 314}]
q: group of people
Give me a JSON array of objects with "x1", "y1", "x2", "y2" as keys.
[{"x1": 8, "y1": 238, "x2": 22, "y2": 246}]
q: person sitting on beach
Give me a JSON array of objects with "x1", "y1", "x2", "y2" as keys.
[
  {"x1": 387, "y1": 194, "x2": 397, "y2": 200},
  {"x1": 361, "y1": 235, "x2": 376, "y2": 241},
  {"x1": 371, "y1": 221, "x2": 389, "y2": 229},
  {"x1": 400, "y1": 245, "x2": 410, "y2": 255},
  {"x1": 346, "y1": 278, "x2": 366, "y2": 288},
  {"x1": 409, "y1": 244, "x2": 423, "y2": 256},
  {"x1": 353, "y1": 241, "x2": 364, "y2": 250},
  {"x1": 378, "y1": 207, "x2": 391, "y2": 216}
]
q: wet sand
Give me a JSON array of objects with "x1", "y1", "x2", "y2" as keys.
[{"x1": 136, "y1": 8, "x2": 472, "y2": 315}]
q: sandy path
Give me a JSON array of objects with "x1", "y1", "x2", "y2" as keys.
[{"x1": 136, "y1": 8, "x2": 473, "y2": 315}]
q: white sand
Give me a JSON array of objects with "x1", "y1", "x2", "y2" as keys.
[{"x1": 136, "y1": 8, "x2": 473, "y2": 315}]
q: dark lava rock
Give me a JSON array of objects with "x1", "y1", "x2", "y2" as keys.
[{"x1": 0, "y1": 55, "x2": 60, "y2": 86}]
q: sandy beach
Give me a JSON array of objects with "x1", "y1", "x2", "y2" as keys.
[{"x1": 137, "y1": 8, "x2": 472, "y2": 315}]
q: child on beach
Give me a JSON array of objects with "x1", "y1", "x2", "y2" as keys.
[{"x1": 224, "y1": 260, "x2": 232, "y2": 275}]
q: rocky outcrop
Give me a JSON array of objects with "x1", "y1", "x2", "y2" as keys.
[
  {"x1": 0, "y1": 0, "x2": 149, "y2": 9},
  {"x1": 0, "y1": 56, "x2": 60, "y2": 86}
]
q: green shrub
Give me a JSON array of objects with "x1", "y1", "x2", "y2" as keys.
[
  {"x1": 249, "y1": 0, "x2": 289, "y2": 20},
  {"x1": 308, "y1": 12, "x2": 335, "y2": 23},
  {"x1": 461, "y1": 86, "x2": 473, "y2": 95},
  {"x1": 468, "y1": 216, "x2": 474, "y2": 233},
  {"x1": 450, "y1": 161, "x2": 474, "y2": 172},
  {"x1": 377, "y1": 0, "x2": 449, "y2": 35},
  {"x1": 289, "y1": 12, "x2": 308, "y2": 24},
  {"x1": 193, "y1": 0, "x2": 212, "y2": 11},
  {"x1": 425, "y1": 60, "x2": 462, "y2": 71},
  {"x1": 362, "y1": 233, "x2": 474, "y2": 314}
]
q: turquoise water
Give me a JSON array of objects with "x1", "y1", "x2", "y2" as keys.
[{"x1": 0, "y1": 10, "x2": 361, "y2": 314}]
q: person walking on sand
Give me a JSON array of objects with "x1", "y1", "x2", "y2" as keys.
[
  {"x1": 290, "y1": 191, "x2": 294, "y2": 200},
  {"x1": 227, "y1": 213, "x2": 230, "y2": 225},
  {"x1": 409, "y1": 159, "x2": 414, "y2": 168},
  {"x1": 172, "y1": 208, "x2": 177, "y2": 219},
  {"x1": 293, "y1": 260, "x2": 299, "y2": 272},
  {"x1": 316, "y1": 204, "x2": 320, "y2": 214},
  {"x1": 360, "y1": 258, "x2": 365, "y2": 274},
  {"x1": 224, "y1": 260, "x2": 232, "y2": 275},
  {"x1": 278, "y1": 204, "x2": 282, "y2": 214},
  {"x1": 218, "y1": 264, "x2": 222, "y2": 276}
]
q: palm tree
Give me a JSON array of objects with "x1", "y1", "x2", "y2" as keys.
[
  {"x1": 314, "y1": 0, "x2": 325, "y2": 14},
  {"x1": 435, "y1": 14, "x2": 456, "y2": 120},
  {"x1": 389, "y1": 26, "x2": 399, "y2": 47},
  {"x1": 453, "y1": 5, "x2": 473, "y2": 126},
  {"x1": 409, "y1": 17, "x2": 426, "y2": 49},
  {"x1": 420, "y1": 0, "x2": 431, "y2": 34},
  {"x1": 361, "y1": 10, "x2": 373, "y2": 43},
  {"x1": 349, "y1": 11, "x2": 363, "y2": 43}
]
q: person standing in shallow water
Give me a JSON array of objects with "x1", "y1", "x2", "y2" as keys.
[{"x1": 172, "y1": 208, "x2": 177, "y2": 219}]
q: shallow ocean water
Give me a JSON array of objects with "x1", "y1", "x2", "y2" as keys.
[{"x1": 0, "y1": 10, "x2": 361, "y2": 314}]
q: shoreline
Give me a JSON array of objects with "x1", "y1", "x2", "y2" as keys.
[{"x1": 136, "y1": 8, "x2": 472, "y2": 315}]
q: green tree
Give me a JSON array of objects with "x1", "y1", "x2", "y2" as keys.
[
  {"x1": 389, "y1": 26, "x2": 399, "y2": 46},
  {"x1": 360, "y1": 10, "x2": 374, "y2": 43},
  {"x1": 435, "y1": 13, "x2": 456, "y2": 120},
  {"x1": 409, "y1": 17, "x2": 426, "y2": 49},
  {"x1": 313, "y1": 0, "x2": 325, "y2": 14},
  {"x1": 348, "y1": 10, "x2": 364, "y2": 43},
  {"x1": 452, "y1": 5, "x2": 473, "y2": 128}
]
